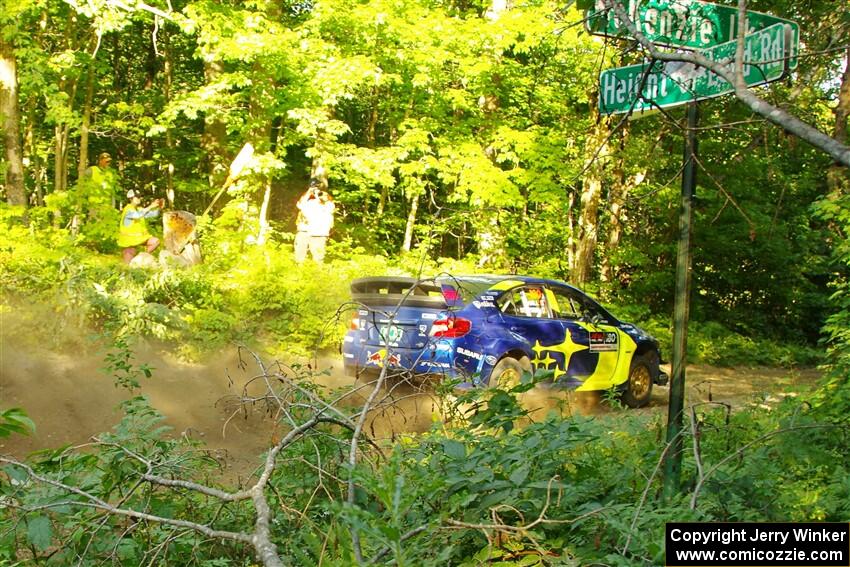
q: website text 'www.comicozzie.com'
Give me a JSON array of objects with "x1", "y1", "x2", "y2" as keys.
[
  {"x1": 673, "y1": 547, "x2": 844, "y2": 564},
  {"x1": 666, "y1": 523, "x2": 849, "y2": 567}
]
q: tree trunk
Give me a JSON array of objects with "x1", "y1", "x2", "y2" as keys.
[
  {"x1": 311, "y1": 157, "x2": 328, "y2": 188},
  {"x1": 601, "y1": 130, "x2": 649, "y2": 283},
  {"x1": 567, "y1": 190, "x2": 575, "y2": 272},
  {"x1": 573, "y1": 180, "x2": 602, "y2": 285},
  {"x1": 602, "y1": 161, "x2": 646, "y2": 283},
  {"x1": 257, "y1": 181, "x2": 272, "y2": 245},
  {"x1": 600, "y1": 167, "x2": 625, "y2": 284},
  {"x1": 402, "y1": 192, "x2": 419, "y2": 252},
  {"x1": 476, "y1": 212, "x2": 505, "y2": 267},
  {"x1": 0, "y1": 36, "x2": 26, "y2": 207},
  {"x1": 832, "y1": 49, "x2": 850, "y2": 145},
  {"x1": 139, "y1": 24, "x2": 159, "y2": 190},
  {"x1": 828, "y1": 47, "x2": 850, "y2": 196},
  {"x1": 163, "y1": 31, "x2": 175, "y2": 206},
  {"x1": 24, "y1": 102, "x2": 43, "y2": 206},
  {"x1": 202, "y1": 60, "x2": 228, "y2": 188},
  {"x1": 366, "y1": 88, "x2": 378, "y2": 149},
  {"x1": 78, "y1": 66, "x2": 95, "y2": 179},
  {"x1": 54, "y1": 124, "x2": 69, "y2": 193},
  {"x1": 573, "y1": 116, "x2": 609, "y2": 285},
  {"x1": 366, "y1": 89, "x2": 387, "y2": 218},
  {"x1": 377, "y1": 186, "x2": 388, "y2": 217},
  {"x1": 53, "y1": 73, "x2": 79, "y2": 194},
  {"x1": 53, "y1": 19, "x2": 82, "y2": 194}
]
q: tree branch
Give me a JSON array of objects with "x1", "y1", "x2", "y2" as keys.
[
  {"x1": 0, "y1": 457, "x2": 253, "y2": 544},
  {"x1": 690, "y1": 423, "x2": 845, "y2": 509},
  {"x1": 600, "y1": 0, "x2": 850, "y2": 167}
]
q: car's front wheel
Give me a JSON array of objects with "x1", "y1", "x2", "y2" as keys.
[
  {"x1": 621, "y1": 352, "x2": 654, "y2": 408},
  {"x1": 489, "y1": 356, "x2": 531, "y2": 389}
]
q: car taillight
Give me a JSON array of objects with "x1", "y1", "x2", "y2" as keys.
[
  {"x1": 349, "y1": 317, "x2": 360, "y2": 330},
  {"x1": 430, "y1": 317, "x2": 471, "y2": 338}
]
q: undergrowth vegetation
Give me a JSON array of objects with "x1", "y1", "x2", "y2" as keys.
[
  {"x1": 1, "y1": 200, "x2": 844, "y2": 563},
  {"x1": 1, "y1": 360, "x2": 847, "y2": 565},
  {"x1": 0, "y1": 204, "x2": 821, "y2": 366}
]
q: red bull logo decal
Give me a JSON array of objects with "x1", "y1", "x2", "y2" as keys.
[{"x1": 366, "y1": 349, "x2": 401, "y2": 367}]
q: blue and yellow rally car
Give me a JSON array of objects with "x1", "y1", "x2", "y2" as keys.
[{"x1": 342, "y1": 275, "x2": 667, "y2": 407}]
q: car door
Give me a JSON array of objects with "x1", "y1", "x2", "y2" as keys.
[
  {"x1": 546, "y1": 285, "x2": 623, "y2": 390},
  {"x1": 496, "y1": 284, "x2": 574, "y2": 378}
]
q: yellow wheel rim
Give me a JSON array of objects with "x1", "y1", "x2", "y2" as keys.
[
  {"x1": 497, "y1": 368, "x2": 521, "y2": 389},
  {"x1": 630, "y1": 365, "x2": 651, "y2": 399}
]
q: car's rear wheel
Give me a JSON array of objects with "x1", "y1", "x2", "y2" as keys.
[
  {"x1": 489, "y1": 356, "x2": 531, "y2": 389},
  {"x1": 621, "y1": 353, "x2": 654, "y2": 408}
]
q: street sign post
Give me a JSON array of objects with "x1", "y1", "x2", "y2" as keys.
[
  {"x1": 587, "y1": 0, "x2": 803, "y2": 501},
  {"x1": 598, "y1": 22, "x2": 787, "y2": 115},
  {"x1": 586, "y1": 0, "x2": 799, "y2": 69}
]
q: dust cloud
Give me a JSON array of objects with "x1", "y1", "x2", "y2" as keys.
[
  {"x1": 0, "y1": 309, "x2": 609, "y2": 478},
  {"x1": 1, "y1": 307, "x2": 820, "y2": 479}
]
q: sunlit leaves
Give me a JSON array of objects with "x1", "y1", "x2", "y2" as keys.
[
  {"x1": 287, "y1": 106, "x2": 351, "y2": 139},
  {"x1": 330, "y1": 145, "x2": 402, "y2": 188},
  {"x1": 437, "y1": 141, "x2": 520, "y2": 206},
  {"x1": 309, "y1": 54, "x2": 385, "y2": 106}
]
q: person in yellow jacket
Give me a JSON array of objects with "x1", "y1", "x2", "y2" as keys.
[
  {"x1": 118, "y1": 190, "x2": 164, "y2": 263},
  {"x1": 84, "y1": 152, "x2": 120, "y2": 207}
]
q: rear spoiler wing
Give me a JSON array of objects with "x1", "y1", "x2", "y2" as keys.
[{"x1": 350, "y1": 277, "x2": 452, "y2": 309}]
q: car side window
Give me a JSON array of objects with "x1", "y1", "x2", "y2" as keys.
[
  {"x1": 500, "y1": 286, "x2": 551, "y2": 318},
  {"x1": 547, "y1": 288, "x2": 583, "y2": 319}
]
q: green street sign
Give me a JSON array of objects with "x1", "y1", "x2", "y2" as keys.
[
  {"x1": 587, "y1": 0, "x2": 799, "y2": 69},
  {"x1": 599, "y1": 22, "x2": 787, "y2": 115}
]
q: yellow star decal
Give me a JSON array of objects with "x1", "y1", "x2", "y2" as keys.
[
  {"x1": 533, "y1": 353, "x2": 557, "y2": 370},
  {"x1": 532, "y1": 340, "x2": 548, "y2": 360},
  {"x1": 536, "y1": 330, "x2": 589, "y2": 372}
]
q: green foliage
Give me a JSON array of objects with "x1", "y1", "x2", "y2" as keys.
[
  {"x1": 600, "y1": 303, "x2": 822, "y2": 368},
  {"x1": 811, "y1": 192, "x2": 850, "y2": 418},
  {"x1": 0, "y1": 203, "x2": 399, "y2": 357},
  {"x1": 1, "y1": 396, "x2": 250, "y2": 565},
  {"x1": 1, "y1": 198, "x2": 827, "y2": 368},
  {"x1": 0, "y1": 408, "x2": 35, "y2": 438},
  {"x1": 3, "y1": 0, "x2": 850, "y2": 563},
  {"x1": 103, "y1": 335, "x2": 154, "y2": 391},
  {"x1": 686, "y1": 322, "x2": 822, "y2": 368},
  {"x1": 1, "y1": 343, "x2": 847, "y2": 565},
  {"x1": 296, "y1": 384, "x2": 847, "y2": 565},
  {"x1": 6, "y1": 0, "x2": 841, "y2": 357}
]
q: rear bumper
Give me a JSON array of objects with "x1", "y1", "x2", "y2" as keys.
[{"x1": 342, "y1": 338, "x2": 462, "y2": 376}]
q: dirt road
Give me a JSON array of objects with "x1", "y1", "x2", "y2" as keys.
[{"x1": 0, "y1": 331, "x2": 822, "y2": 477}]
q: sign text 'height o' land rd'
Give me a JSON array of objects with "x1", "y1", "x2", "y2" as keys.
[{"x1": 599, "y1": 22, "x2": 788, "y2": 115}]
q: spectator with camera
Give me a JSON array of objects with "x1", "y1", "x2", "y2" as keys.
[{"x1": 294, "y1": 179, "x2": 335, "y2": 263}]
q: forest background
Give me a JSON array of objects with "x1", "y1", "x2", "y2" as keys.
[{"x1": 1, "y1": 0, "x2": 850, "y2": 565}]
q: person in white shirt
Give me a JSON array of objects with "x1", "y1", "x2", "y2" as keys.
[{"x1": 294, "y1": 180, "x2": 335, "y2": 263}]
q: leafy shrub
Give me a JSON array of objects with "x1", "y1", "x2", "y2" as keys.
[
  {"x1": 0, "y1": 202, "x2": 826, "y2": 367},
  {"x1": 0, "y1": 408, "x2": 35, "y2": 438},
  {"x1": 1, "y1": 348, "x2": 846, "y2": 565},
  {"x1": 607, "y1": 304, "x2": 822, "y2": 368}
]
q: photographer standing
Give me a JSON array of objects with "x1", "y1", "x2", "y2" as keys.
[{"x1": 294, "y1": 179, "x2": 335, "y2": 263}]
